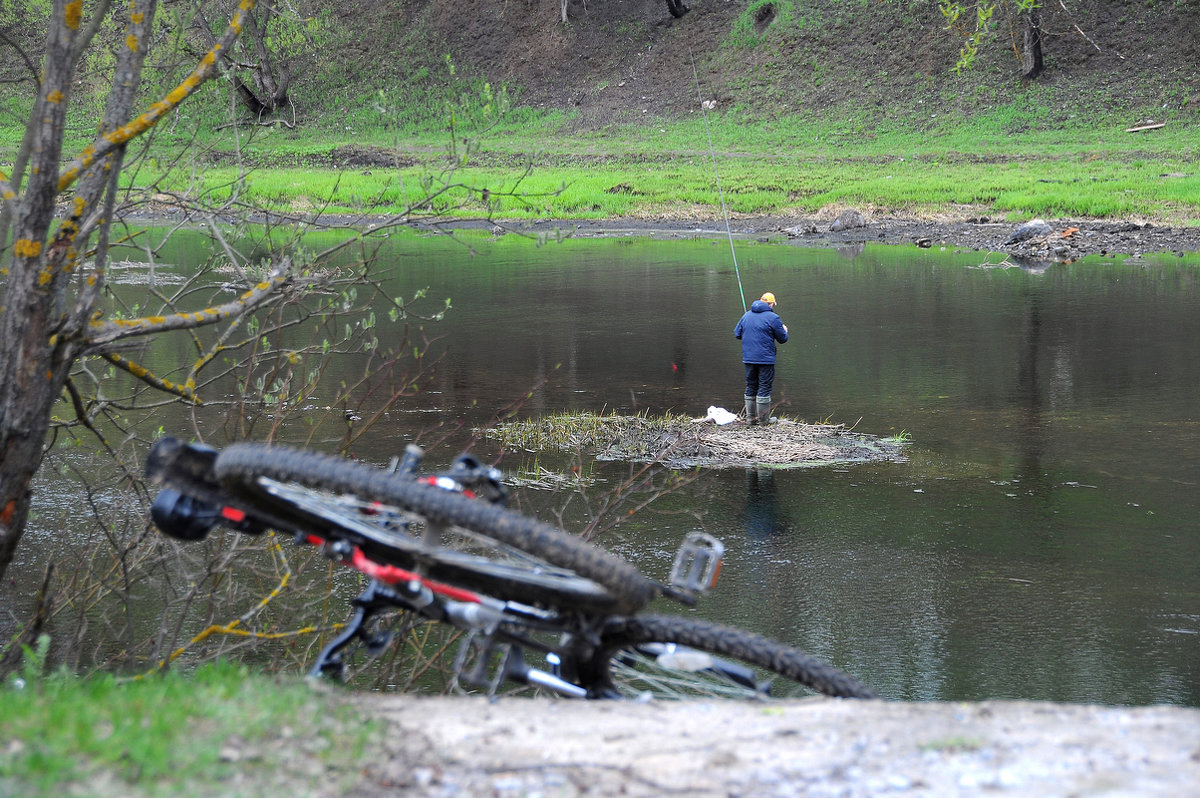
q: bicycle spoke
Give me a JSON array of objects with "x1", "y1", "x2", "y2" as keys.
[{"x1": 607, "y1": 648, "x2": 774, "y2": 699}]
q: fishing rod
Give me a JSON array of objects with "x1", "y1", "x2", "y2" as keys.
[{"x1": 690, "y1": 50, "x2": 746, "y2": 312}]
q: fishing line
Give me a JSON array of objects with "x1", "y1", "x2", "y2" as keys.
[{"x1": 690, "y1": 50, "x2": 746, "y2": 312}]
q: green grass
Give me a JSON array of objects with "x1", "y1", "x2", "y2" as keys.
[
  {"x1": 484, "y1": 410, "x2": 683, "y2": 452},
  {"x1": 727, "y1": 0, "x2": 807, "y2": 50},
  {"x1": 0, "y1": 648, "x2": 379, "y2": 798},
  {"x1": 111, "y1": 120, "x2": 1197, "y2": 225},
  {"x1": 3, "y1": 81, "x2": 1197, "y2": 226}
]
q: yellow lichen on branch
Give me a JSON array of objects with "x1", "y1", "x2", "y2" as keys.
[
  {"x1": 101, "y1": 352, "x2": 201, "y2": 404},
  {"x1": 13, "y1": 239, "x2": 43, "y2": 258},
  {"x1": 86, "y1": 259, "x2": 291, "y2": 345},
  {"x1": 64, "y1": 0, "x2": 82, "y2": 29}
]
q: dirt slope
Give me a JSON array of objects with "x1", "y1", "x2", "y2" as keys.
[{"x1": 345, "y1": 0, "x2": 1199, "y2": 128}]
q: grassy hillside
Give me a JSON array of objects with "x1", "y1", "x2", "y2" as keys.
[{"x1": 1, "y1": 1, "x2": 1197, "y2": 224}]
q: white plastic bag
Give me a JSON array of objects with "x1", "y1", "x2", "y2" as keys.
[{"x1": 703, "y1": 406, "x2": 738, "y2": 426}]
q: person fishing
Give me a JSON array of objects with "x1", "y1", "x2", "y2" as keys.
[{"x1": 734, "y1": 292, "x2": 789, "y2": 425}]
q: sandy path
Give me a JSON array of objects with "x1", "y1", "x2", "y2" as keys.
[{"x1": 347, "y1": 696, "x2": 1200, "y2": 796}]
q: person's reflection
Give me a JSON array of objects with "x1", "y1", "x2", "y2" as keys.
[
  {"x1": 744, "y1": 468, "x2": 780, "y2": 539},
  {"x1": 1012, "y1": 280, "x2": 1055, "y2": 505}
]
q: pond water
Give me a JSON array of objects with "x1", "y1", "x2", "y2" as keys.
[{"x1": 26, "y1": 229, "x2": 1200, "y2": 705}]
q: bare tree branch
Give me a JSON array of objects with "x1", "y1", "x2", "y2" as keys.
[
  {"x1": 63, "y1": 376, "x2": 118, "y2": 452},
  {"x1": 99, "y1": 351, "x2": 202, "y2": 404},
  {"x1": 86, "y1": 258, "x2": 293, "y2": 346},
  {"x1": 67, "y1": 0, "x2": 117, "y2": 66},
  {"x1": 0, "y1": 30, "x2": 42, "y2": 88}
]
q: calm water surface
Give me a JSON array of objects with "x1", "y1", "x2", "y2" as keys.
[
  {"x1": 34, "y1": 231, "x2": 1200, "y2": 705},
  {"x1": 334, "y1": 232, "x2": 1198, "y2": 706}
]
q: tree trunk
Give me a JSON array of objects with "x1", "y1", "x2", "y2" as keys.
[
  {"x1": 192, "y1": 2, "x2": 286, "y2": 118},
  {"x1": 666, "y1": 0, "x2": 691, "y2": 18},
  {"x1": 1020, "y1": 7, "x2": 1044, "y2": 80},
  {"x1": 0, "y1": 0, "x2": 81, "y2": 583},
  {"x1": 0, "y1": 0, "x2": 257, "y2": 582},
  {"x1": 242, "y1": 5, "x2": 290, "y2": 113}
]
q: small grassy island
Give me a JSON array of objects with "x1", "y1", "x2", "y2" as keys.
[{"x1": 486, "y1": 412, "x2": 908, "y2": 470}]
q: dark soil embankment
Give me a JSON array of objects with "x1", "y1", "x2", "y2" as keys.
[
  {"x1": 511, "y1": 213, "x2": 1200, "y2": 261},
  {"x1": 353, "y1": 0, "x2": 1198, "y2": 131}
]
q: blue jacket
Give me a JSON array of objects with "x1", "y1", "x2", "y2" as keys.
[{"x1": 734, "y1": 300, "x2": 788, "y2": 364}]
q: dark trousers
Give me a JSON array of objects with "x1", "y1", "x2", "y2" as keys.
[{"x1": 744, "y1": 363, "x2": 775, "y2": 398}]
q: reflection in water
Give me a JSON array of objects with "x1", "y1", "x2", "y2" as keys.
[
  {"x1": 835, "y1": 242, "x2": 866, "y2": 260},
  {"x1": 743, "y1": 468, "x2": 779, "y2": 540},
  {"x1": 1011, "y1": 280, "x2": 1055, "y2": 507}
]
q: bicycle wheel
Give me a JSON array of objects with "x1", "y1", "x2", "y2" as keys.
[
  {"x1": 577, "y1": 614, "x2": 878, "y2": 699},
  {"x1": 213, "y1": 443, "x2": 657, "y2": 614}
]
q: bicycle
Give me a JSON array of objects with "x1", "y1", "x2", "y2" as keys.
[{"x1": 146, "y1": 436, "x2": 878, "y2": 700}]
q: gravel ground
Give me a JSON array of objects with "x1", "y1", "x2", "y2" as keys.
[{"x1": 345, "y1": 696, "x2": 1200, "y2": 797}]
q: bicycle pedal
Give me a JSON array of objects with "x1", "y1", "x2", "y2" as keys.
[
  {"x1": 388, "y1": 445, "x2": 423, "y2": 476},
  {"x1": 668, "y1": 532, "x2": 725, "y2": 595}
]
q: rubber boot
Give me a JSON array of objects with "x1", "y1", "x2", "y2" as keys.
[
  {"x1": 744, "y1": 396, "x2": 757, "y2": 425},
  {"x1": 756, "y1": 396, "x2": 772, "y2": 426}
]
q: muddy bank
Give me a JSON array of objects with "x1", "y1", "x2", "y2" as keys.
[
  {"x1": 505, "y1": 213, "x2": 1200, "y2": 263},
  {"x1": 136, "y1": 201, "x2": 1200, "y2": 262},
  {"x1": 347, "y1": 695, "x2": 1200, "y2": 797}
]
